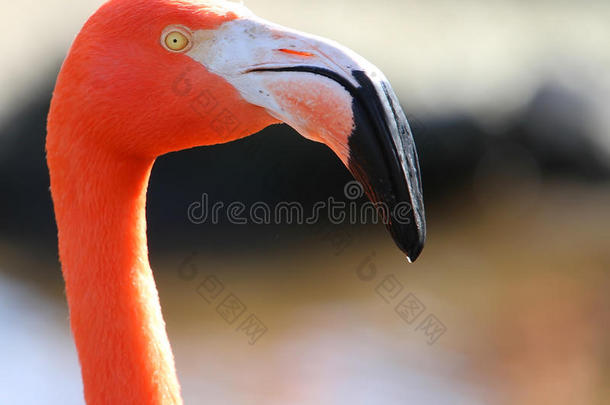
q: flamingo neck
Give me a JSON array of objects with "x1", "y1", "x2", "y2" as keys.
[{"x1": 47, "y1": 145, "x2": 182, "y2": 404}]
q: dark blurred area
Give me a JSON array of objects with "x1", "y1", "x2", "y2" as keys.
[
  {"x1": 1, "y1": 70, "x2": 607, "y2": 252},
  {"x1": 1, "y1": 1, "x2": 609, "y2": 404}
]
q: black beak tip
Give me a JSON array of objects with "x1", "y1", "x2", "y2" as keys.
[
  {"x1": 343, "y1": 70, "x2": 426, "y2": 264},
  {"x1": 390, "y1": 224, "x2": 425, "y2": 263},
  {"x1": 405, "y1": 241, "x2": 424, "y2": 263}
]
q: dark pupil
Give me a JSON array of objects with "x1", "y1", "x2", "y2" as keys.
[{"x1": 173, "y1": 39, "x2": 178, "y2": 43}]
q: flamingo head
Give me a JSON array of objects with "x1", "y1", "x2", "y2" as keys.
[{"x1": 49, "y1": 0, "x2": 426, "y2": 261}]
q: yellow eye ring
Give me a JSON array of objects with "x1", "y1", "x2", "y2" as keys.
[{"x1": 162, "y1": 28, "x2": 191, "y2": 52}]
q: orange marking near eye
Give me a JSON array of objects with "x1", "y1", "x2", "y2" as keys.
[{"x1": 277, "y1": 48, "x2": 315, "y2": 57}]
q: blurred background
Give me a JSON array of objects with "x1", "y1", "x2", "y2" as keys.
[{"x1": 1, "y1": 0, "x2": 609, "y2": 404}]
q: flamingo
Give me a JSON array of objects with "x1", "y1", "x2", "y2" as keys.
[{"x1": 46, "y1": 0, "x2": 426, "y2": 403}]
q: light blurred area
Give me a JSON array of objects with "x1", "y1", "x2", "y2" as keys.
[
  {"x1": 1, "y1": 0, "x2": 609, "y2": 404},
  {"x1": 2, "y1": 0, "x2": 610, "y2": 162}
]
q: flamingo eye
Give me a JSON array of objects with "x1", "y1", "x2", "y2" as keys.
[{"x1": 163, "y1": 30, "x2": 190, "y2": 52}]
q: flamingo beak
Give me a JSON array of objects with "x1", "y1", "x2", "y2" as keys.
[{"x1": 187, "y1": 15, "x2": 426, "y2": 261}]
